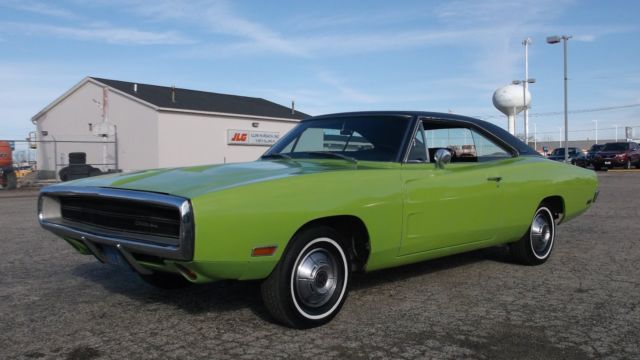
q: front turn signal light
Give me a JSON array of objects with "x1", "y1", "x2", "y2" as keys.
[{"x1": 252, "y1": 246, "x2": 278, "y2": 257}]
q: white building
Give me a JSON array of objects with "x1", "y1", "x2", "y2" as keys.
[{"x1": 32, "y1": 77, "x2": 308, "y2": 178}]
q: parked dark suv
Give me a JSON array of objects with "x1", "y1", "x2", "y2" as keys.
[
  {"x1": 585, "y1": 144, "x2": 605, "y2": 166},
  {"x1": 592, "y1": 142, "x2": 640, "y2": 170},
  {"x1": 547, "y1": 147, "x2": 581, "y2": 163}
]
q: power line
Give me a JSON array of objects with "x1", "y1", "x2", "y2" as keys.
[{"x1": 475, "y1": 102, "x2": 640, "y2": 120}]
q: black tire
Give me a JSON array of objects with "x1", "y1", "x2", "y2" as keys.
[
  {"x1": 5, "y1": 171, "x2": 17, "y2": 190},
  {"x1": 68, "y1": 152, "x2": 87, "y2": 165},
  {"x1": 510, "y1": 206, "x2": 555, "y2": 266},
  {"x1": 261, "y1": 226, "x2": 350, "y2": 328},
  {"x1": 138, "y1": 270, "x2": 192, "y2": 289},
  {"x1": 593, "y1": 165, "x2": 601, "y2": 171}
]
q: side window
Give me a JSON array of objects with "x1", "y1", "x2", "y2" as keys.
[
  {"x1": 424, "y1": 127, "x2": 476, "y2": 161},
  {"x1": 423, "y1": 124, "x2": 511, "y2": 163},
  {"x1": 407, "y1": 122, "x2": 428, "y2": 162},
  {"x1": 472, "y1": 131, "x2": 511, "y2": 160}
]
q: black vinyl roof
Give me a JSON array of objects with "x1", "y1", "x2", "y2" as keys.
[
  {"x1": 91, "y1": 77, "x2": 309, "y2": 120},
  {"x1": 307, "y1": 111, "x2": 539, "y2": 156}
]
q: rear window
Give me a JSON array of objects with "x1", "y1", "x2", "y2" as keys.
[{"x1": 603, "y1": 143, "x2": 629, "y2": 151}]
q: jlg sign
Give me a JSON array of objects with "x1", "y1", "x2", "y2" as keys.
[
  {"x1": 227, "y1": 130, "x2": 279, "y2": 146},
  {"x1": 230, "y1": 132, "x2": 248, "y2": 142}
]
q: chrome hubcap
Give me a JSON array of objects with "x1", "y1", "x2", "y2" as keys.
[
  {"x1": 295, "y1": 248, "x2": 338, "y2": 308},
  {"x1": 531, "y1": 211, "x2": 553, "y2": 257}
]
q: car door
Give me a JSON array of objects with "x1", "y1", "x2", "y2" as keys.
[{"x1": 399, "y1": 119, "x2": 512, "y2": 256}]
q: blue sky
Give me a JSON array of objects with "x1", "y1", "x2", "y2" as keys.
[{"x1": 1, "y1": 0, "x2": 639, "y2": 141}]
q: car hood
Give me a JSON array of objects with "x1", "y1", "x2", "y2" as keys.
[{"x1": 53, "y1": 160, "x2": 359, "y2": 199}]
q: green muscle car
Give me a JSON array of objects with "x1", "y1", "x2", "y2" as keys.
[{"x1": 38, "y1": 111, "x2": 598, "y2": 328}]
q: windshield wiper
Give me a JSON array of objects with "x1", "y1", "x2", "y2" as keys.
[
  {"x1": 301, "y1": 151, "x2": 358, "y2": 164},
  {"x1": 260, "y1": 153, "x2": 292, "y2": 160}
]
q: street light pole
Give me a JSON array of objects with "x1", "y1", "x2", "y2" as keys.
[
  {"x1": 523, "y1": 37, "x2": 532, "y2": 144},
  {"x1": 558, "y1": 127, "x2": 562, "y2": 147},
  {"x1": 534, "y1": 123, "x2": 537, "y2": 151},
  {"x1": 614, "y1": 124, "x2": 618, "y2": 141},
  {"x1": 512, "y1": 78, "x2": 536, "y2": 143},
  {"x1": 547, "y1": 34, "x2": 572, "y2": 163},
  {"x1": 592, "y1": 120, "x2": 598, "y2": 144}
]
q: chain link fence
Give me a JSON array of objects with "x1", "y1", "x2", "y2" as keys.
[{"x1": 1, "y1": 138, "x2": 118, "y2": 187}]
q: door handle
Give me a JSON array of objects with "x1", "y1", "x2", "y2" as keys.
[{"x1": 487, "y1": 176, "x2": 502, "y2": 182}]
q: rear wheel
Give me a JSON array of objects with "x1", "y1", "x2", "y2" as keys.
[
  {"x1": 510, "y1": 206, "x2": 555, "y2": 265},
  {"x1": 261, "y1": 226, "x2": 350, "y2": 328},
  {"x1": 139, "y1": 270, "x2": 192, "y2": 289}
]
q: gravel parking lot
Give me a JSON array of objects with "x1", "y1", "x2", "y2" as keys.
[{"x1": 1, "y1": 171, "x2": 639, "y2": 360}]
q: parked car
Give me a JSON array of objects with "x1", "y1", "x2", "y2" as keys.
[
  {"x1": 572, "y1": 152, "x2": 589, "y2": 168},
  {"x1": 547, "y1": 147, "x2": 581, "y2": 163},
  {"x1": 38, "y1": 111, "x2": 598, "y2": 328},
  {"x1": 585, "y1": 144, "x2": 605, "y2": 167},
  {"x1": 591, "y1": 142, "x2": 640, "y2": 170}
]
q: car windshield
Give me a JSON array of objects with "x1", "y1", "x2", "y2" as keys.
[
  {"x1": 264, "y1": 115, "x2": 410, "y2": 162},
  {"x1": 602, "y1": 143, "x2": 628, "y2": 151},
  {"x1": 590, "y1": 144, "x2": 605, "y2": 152}
]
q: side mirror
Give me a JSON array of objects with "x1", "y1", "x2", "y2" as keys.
[{"x1": 434, "y1": 148, "x2": 452, "y2": 169}]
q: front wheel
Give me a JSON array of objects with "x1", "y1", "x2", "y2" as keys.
[
  {"x1": 510, "y1": 206, "x2": 555, "y2": 265},
  {"x1": 261, "y1": 226, "x2": 350, "y2": 328}
]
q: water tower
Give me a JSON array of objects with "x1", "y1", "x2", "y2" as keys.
[{"x1": 492, "y1": 84, "x2": 531, "y2": 135}]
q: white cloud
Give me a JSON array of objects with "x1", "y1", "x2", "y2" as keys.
[
  {"x1": 120, "y1": 0, "x2": 305, "y2": 56},
  {"x1": 316, "y1": 71, "x2": 377, "y2": 104},
  {"x1": 0, "y1": 0, "x2": 76, "y2": 19},
  {"x1": 4, "y1": 22, "x2": 195, "y2": 45}
]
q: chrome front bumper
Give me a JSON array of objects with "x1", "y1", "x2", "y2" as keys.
[{"x1": 38, "y1": 186, "x2": 195, "y2": 271}]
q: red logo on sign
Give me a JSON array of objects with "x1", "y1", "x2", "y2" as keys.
[{"x1": 231, "y1": 133, "x2": 248, "y2": 142}]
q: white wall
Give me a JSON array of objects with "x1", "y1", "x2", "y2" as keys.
[
  {"x1": 157, "y1": 111, "x2": 298, "y2": 167},
  {"x1": 34, "y1": 79, "x2": 301, "y2": 175},
  {"x1": 34, "y1": 81, "x2": 159, "y2": 174},
  {"x1": 106, "y1": 86, "x2": 159, "y2": 170}
]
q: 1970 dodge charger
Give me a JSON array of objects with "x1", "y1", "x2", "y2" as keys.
[{"x1": 38, "y1": 111, "x2": 598, "y2": 328}]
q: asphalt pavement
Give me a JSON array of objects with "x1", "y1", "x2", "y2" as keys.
[{"x1": 1, "y1": 171, "x2": 638, "y2": 359}]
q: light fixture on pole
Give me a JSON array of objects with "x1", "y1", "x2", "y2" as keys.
[
  {"x1": 547, "y1": 34, "x2": 572, "y2": 163},
  {"x1": 512, "y1": 78, "x2": 536, "y2": 144}
]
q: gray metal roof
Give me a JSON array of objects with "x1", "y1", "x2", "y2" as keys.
[{"x1": 91, "y1": 77, "x2": 309, "y2": 120}]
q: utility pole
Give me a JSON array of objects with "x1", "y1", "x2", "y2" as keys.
[
  {"x1": 547, "y1": 35, "x2": 572, "y2": 163},
  {"x1": 523, "y1": 37, "x2": 532, "y2": 144}
]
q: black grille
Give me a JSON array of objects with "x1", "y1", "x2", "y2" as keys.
[{"x1": 59, "y1": 196, "x2": 181, "y2": 239}]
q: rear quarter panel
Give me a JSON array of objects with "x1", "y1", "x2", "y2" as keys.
[{"x1": 498, "y1": 156, "x2": 598, "y2": 241}]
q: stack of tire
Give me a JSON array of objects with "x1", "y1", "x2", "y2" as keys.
[{"x1": 58, "y1": 152, "x2": 102, "y2": 182}]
